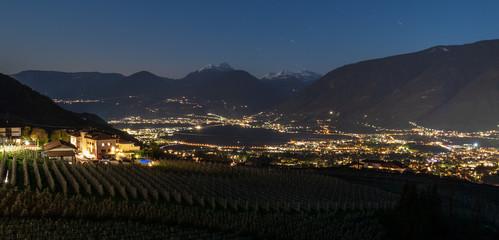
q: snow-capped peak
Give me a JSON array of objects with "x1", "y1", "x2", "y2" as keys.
[
  {"x1": 263, "y1": 70, "x2": 322, "y2": 82},
  {"x1": 198, "y1": 62, "x2": 234, "y2": 72}
]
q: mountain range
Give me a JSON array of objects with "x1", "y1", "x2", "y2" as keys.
[
  {"x1": 262, "y1": 70, "x2": 322, "y2": 82},
  {"x1": 10, "y1": 71, "x2": 125, "y2": 99},
  {"x1": 262, "y1": 70, "x2": 322, "y2": 98},
  {"x1": 9, "y1": 39, "x2": 499, "y2": 131},
  {"x1": 278, "y1": 39, "x2": 499, "y2": 131},
  {"x1": 12, "y1": 64, "x2": 320, "y2": 119}
]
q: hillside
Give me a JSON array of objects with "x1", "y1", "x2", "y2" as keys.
[
  {"x1": 0, "y1": 73, "x2": 90, "y2": 126},
  {"x1": 0, "y1": 73, "x2": 135, "y2": 141},
  {"x1": 107, "y1": 71, "x2": 174, "y2": 98},
  {"x1": 278, "y1": 40, "x2": 499, "y2": 131},
  {"x1": 262, "y1": 70, "x2": 321, "y2": 98},
  {"x1": 11, "y1": 70, "x2": 124, "y2": 99},
  {"x1": 176, "y1": 68, "x2": 286, "y2": 115}
]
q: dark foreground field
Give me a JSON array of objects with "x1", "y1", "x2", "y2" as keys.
[{"x1": 0, "y1": 150, "x2": 497, "y2": 239}]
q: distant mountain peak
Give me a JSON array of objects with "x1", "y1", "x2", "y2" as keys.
[
  {"x1": 129, "y1": 71, "x2": 159, "y2": 78},
  {"x1": 426, "y1": 46, "x2": 451, "y2": 54},
  {"x1": 263, "y1": 70, "x2": 321, "y2": 82},
  {"x1": 198, "y1": 62, "x2": 234, "y2": 72}
]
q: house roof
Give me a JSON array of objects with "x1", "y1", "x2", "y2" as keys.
[
  {"x1": 85, "y1": 132, "x2": 114, "y2": 140},
  {"x1": 70, "y1": 130, "x2": 115, "y2": 140},
  {"x1": 43, "y1": 139, "x2": 77, "y2": 151}
]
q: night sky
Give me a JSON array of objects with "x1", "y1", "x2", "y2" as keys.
[{"x1": 1, "y1": 0, "x2": 499, "y2": 78}]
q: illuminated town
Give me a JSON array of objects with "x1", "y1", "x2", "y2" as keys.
[
  {"x1": 2, "y1": 110, "x2": 496, "y2": 185},
  {"x1": 108, "y1": 114, "x2": 499, "y2": 184}
]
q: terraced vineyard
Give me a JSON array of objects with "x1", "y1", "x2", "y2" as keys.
[
  {"x1": 1, "y1": 150, "x2": 498, "y2": 239},
  {"x1": 0, "y1": 150, "x2": 398, "y2": 212},
  {"x1": 0, "y1": 150, "x2": 390, "y2": 239}
]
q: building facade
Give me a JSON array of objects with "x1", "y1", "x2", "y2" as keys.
[
  {"x1": 69, "y1": 130, "x2": 139, "y2": 160},
  {"x1": 0, "y1": 127, "x2": 22, "y2": 137},
  {"x1": 42, "y1": 139, "x2": 77, "y2": 162}
]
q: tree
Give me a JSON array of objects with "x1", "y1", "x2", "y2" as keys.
[
  {"x1": 142, "y1": 139, "x2": 162, "y2": 160},
  {"x1": 22, "y1": 126, "x2": 31, "y2": 140},
  {"x1": 50, "y1": 129, "x2": 70, "y2": 142},
  {"x1": 30, "y1": 128, "x2": 48, "y2": 145}
]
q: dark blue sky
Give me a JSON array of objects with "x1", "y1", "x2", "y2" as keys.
[{"x1": 1, "y1": 0, "x2": 499, "y2": 78}]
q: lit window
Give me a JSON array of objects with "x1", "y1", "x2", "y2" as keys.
[
  {"x1": 102, "y1": 143, "x2": 105, "y2": 146},
  {"x1": 108, "y1": 143, "x2": 111, "y2": 146}
]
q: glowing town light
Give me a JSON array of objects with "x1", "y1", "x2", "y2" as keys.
[{"x1": 195, "y1": 125, "x2": 202, "y2": 130}]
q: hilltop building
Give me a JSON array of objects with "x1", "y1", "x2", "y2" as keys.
[{"x1": 69, "y1": 130, "x2": 140, "y2": 160}]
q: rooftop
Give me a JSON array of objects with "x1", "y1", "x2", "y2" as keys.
[{"x1": 43, "y1": 139, "x2": 77, "y2": 151}]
